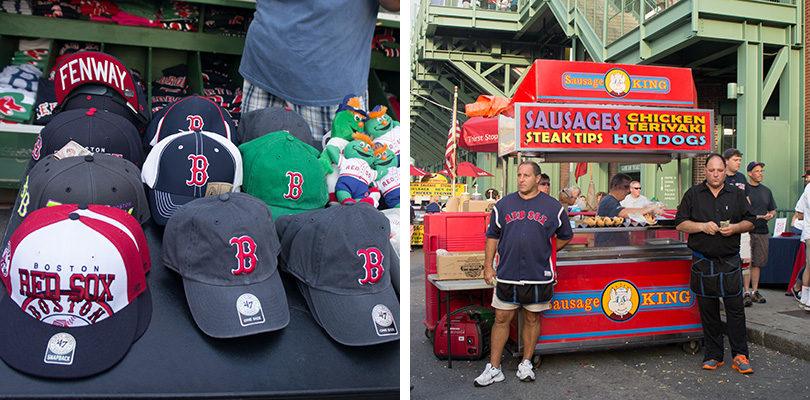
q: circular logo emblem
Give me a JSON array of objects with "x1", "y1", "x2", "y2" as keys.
[
  {"x1": 236, "y1": 293, "x2": 261, "y2": 316},
  {"x1": 605, "y1": 68, "x2": 632, "y2": 97},
  {"x1": 372, "y1": 304, "x2": 393, "y2": 327},
  {"x1": 601, "y1": 280, "x2": 640, "y2": 322},
  {"x1": 47, "y1": 332, "x2": 76, "y2": 355},
  {"x1": 123, "y1": 88, "x2": 135, "y2": 98}
]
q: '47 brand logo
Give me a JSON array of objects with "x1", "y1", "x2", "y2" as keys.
[
  {"x1": 357, "y1": 248, "x2": 384, "y2": 285},
  {"x1": 230, "y1": 235, "x2": 257, "y2": 275},
  {"x1": 186, "y1": 154, "x2": 209, "y2": 186},
  {"x1": 284, "y1": 171, "x2": 304, "y2": 200}
]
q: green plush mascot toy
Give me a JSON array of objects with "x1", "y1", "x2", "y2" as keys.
[
  {"x1": 335, "y1": 133, "x2": 390, "y2": 205},
  {"x1": 320, "y1": 95, "x2": 367, "y2": 204},
  {"x1": 373, "y1": 143, "x2": 399, "y2": 208},
  {"x1": 365, "y1": 105, "x2": 400, "y2": 162}
]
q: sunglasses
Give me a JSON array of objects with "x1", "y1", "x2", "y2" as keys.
[
  {"x1": 539, "y1": 182, "x2": 550, "y2": 186},
  {"x1": 631, "y1": 187, "x2": 641, "y2": 190}
]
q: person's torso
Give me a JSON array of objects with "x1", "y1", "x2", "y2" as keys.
[
  {"x1": 725, "y1": 172, "x2": 749, "y2": 196},
  {"x1": 748, "y1": 184, "x2": 774, "y2": 234},
  {"x1": 239, "y1": 0, "x2": 378, "y2": 106},
  {"x1": 680, "y1": 183, "x2": 750, "y2": 258},
  {"x1": 488, "y1": 192, "x2": 572, "y2": 283},
  {"x1": 596, "y1": 194, "x2": 622, "y2": 218}
]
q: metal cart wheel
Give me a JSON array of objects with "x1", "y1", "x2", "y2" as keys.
[
  {"x1": 531, "y1": 354, "x2": 542, "y2": 368},
  {"x1": 681, "y1": 340, "x2": 700, "y2": 354}
]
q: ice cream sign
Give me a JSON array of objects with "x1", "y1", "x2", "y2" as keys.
[{"x1": 515, "y1": 103, "x2": 714, "y2": 153}]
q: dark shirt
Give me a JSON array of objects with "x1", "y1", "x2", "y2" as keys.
[
  {"x1": 596, "y1": 194, "x2": 623, "y2": 218},
  {"x1": 594, "y1": 194, "x2": 629, "y2": 247},
  {"x1": 485, "y1": 191, "x2": 573, "y2": 284},
  {"x1": 675, "y1": 181, "x2": 756, "y2": 258},
  {"x1": 748, "y1": 184, "x2": 776, "y2": 234},
  {"x1": 425, "y1": 202, "x2": 441, "y2": 213},
  {"x1": 725, "y1": 172, "x2": 750, "y2": 197},
  {"x1": 410, "y1": 205, "x2": 415, "y2": 225}
]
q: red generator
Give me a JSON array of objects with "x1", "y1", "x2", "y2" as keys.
[{"x1": 433, "y1": 310, "x2": 491, "y2": 360}]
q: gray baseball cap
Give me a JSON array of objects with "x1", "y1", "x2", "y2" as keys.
[
  {"x1": 161, "y1": 192, "x2": 289, "y2": 338},
  {"x1": 276, "y1": 202, "x2": 400, "y2": 346},
  {"x1": 237, "y1": 106, "x2": 316, "y2": 150}
]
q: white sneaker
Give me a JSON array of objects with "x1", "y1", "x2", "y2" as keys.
[
  {"x1": 516, "y1": 359, "x2": 536, "y2": 382},
  {"x1": 474, "y1": 363, "x2": 504, "y2": 387}
]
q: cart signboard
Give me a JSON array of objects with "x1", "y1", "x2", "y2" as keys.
[
  {"x1": 514, "y1": 103, "x2": 714, "y2": 154},
  {"x1": 510, "y1": 59, "x2": 697, "y2": 108}
]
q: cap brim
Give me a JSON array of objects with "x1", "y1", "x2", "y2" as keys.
[
  {"x1": 182, "y1": 268, "x2": 290, "y2": 338},
  {"x1": 133, "y1": 284, "x2": 152, "y2": 342},
  {"x1": 303, "y1": 284, "x2": 399, "y2": 346},
  {"x1": 147, "y1": 189, "x2": 199, "y2": 226},
  {"x1": 0, "y1": 289, "x2": 142, "y2": 379}
]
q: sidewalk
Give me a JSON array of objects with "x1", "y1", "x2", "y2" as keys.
[{"x1": 722, "y1": 285, "x2": 810, "y2": 361}]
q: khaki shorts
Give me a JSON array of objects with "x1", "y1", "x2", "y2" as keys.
[
  {"x1": 750, "y1": 233, "x2": 769, "y2": 267},
  {"x1": 491, "y1": 286, "x2": 551, "y2": 312},
  {"x1": 739, "y1": 232, "x2": 751, "y2": 261}
]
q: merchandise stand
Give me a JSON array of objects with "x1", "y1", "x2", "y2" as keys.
[{"x1": 0, "y1": 222, "x2": 399, "y2": 398}]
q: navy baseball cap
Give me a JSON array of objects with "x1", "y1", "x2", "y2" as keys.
[
  {"x1": 141, "y1": 130, "x2": 242, "y2": 226},
  {"x1": 747, "y1": 161, "x2": 765, "y2": 172},
  {"x1": 144, "y1": 95, "x2": 237, "y2": 147},
  {"x1": 2, "y1": 153, "x2": 150, "y2": 249},
  {"x1": 162, "y1": 192, "x2": 289, "y2": 338},
  {"x1": 53, "y1": 51, "x2": 150, "y2": 130},
  {"x1": 276, "y1": 202, "x2": 399, "y2": 346},
  {"x1": 237, "y1": 106, "x2": 315, "y2": 148},
  {"x1": 335, "y1": 94, "x2": 367, "y2": 118},
  {"x1": 31, "y1": 107, "x2": 145, "y2": 168}
]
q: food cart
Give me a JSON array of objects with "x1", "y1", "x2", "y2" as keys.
[{"x1": 426, "y1": 59, "x2": 715, "y2": 365}]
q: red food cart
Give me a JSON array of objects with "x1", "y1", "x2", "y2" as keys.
[{"x1": 426, "y1": 59, "x2": 715, "y2": 366}]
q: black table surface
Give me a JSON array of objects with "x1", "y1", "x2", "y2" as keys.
[{"x1": 0, "y1": 221, "x2": 400, "y2": 399}]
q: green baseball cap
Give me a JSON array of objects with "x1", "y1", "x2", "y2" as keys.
[{"x1": 239, "y1": 132, "x2": 328, "y2": 219}]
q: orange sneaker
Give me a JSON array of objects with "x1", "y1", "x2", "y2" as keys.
[
  {"x1": 732, "y1": 355, "x2": 753, "y2": 374},
  {"x1": 701, "y1": 359, "x2": 724, "y2": 370}
]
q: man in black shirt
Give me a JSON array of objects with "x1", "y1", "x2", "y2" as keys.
[
  {"x1": 675, "y1": 153, "x2": 755, "y2": 374},
  {"x1": 745, "y1": 161, "x2": 777, "y2": 304}
]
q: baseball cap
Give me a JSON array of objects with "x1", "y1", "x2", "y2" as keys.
[
  {"x1": 31, "y1": 108, "x2": 145, "y2": 168},
  {"x1": 276, "y1": 202, "x2": 400, "y2": 346},
  {"x1": 141, "y1": 130, "x2": 242, "y2": 226},
  {"x1": 0, "y1": 206, "x2": 150, "y2": 378},
  {"x1": 723, "y1": 148, "x2": 743, "y2": 159},
  {"x1": 239, "y1": 132, "x2": 327, "y2": 220},
  {"x1": 162, "y1": 192, "x2": 289, "y2": 338},
  {"x1": 143, "y1": 95, "x2": 237, "y2": 147},
  {"x1": 53, "y1": 51, "x2": 150, "y2": 129},
  {"x1": 802, "y1": 169, "x2": 810, "y2": 177},
  {"x1": 336, "y1": 94, "x2": 367, "y2": 118},
  {"x1": 2, "y1": 153, "x2": 150, "y2": 248},
  {"x1": 746, "y1": 161, "x2": 765, "y2": 172},
  {"x1": 237, "y1": 106, "x2": 314, "y2": 148}
]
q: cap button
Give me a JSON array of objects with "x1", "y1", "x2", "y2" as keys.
[
  {"x1": 219, "y1": 193, "x2": 230, "y2": 202},
  {"x1": 69, "y1": 213, "x2": 80, "y2": 221},
  {"x1": 78, "y1": 204, "x2": 88, "y2": 210},
  {"x1": 284, "y1": 107, "x2": 292, "y2": 111},
  {"x1": 86, "y1": 107, "x2": 97, "y2": 116},
  {"x1": 286, "y1": 135, "x2": 294, "y2": 141},
  {"x1": 84, "y1": 155, "x2": 94, "y2": 162}
]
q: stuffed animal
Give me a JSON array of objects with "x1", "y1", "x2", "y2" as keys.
[
  {"x1": 373, "y1": 143, "x2": 399, "y2": 208},
  {"x1": 335, "y1": 133, "x2": 389, "y2": 205},
  {"x1": 365, "y1": 105, "x2": 400, "y2": 162},
  {"x1": 319, "y1": 95, "x2": 367, "y2": 204}
]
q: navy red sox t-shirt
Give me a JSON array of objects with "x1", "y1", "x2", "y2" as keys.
[{"x1": 485, "y1": 191, "x2": 573, "y2": 284}]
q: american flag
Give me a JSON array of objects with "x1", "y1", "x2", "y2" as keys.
[{"x1": 444, "y1": 121, "x2": 459, "y2": 179}]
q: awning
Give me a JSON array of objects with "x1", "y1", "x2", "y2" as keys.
[{"x1": 460, "y1": 116, "x2": 498, "y2": 153}]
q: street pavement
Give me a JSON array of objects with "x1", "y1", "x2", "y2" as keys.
[{"x1": 410, "y1": 247, "x2": 810, "y2": 399}]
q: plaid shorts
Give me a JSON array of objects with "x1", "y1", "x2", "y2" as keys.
[{"x1": 241, "y1": 79, "x2": 368, "y2": 149}]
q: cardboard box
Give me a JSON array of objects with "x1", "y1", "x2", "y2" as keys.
[
  {"x1": 444, "y1": 196, "x2": 461, "y2": 212},
  {"x1": 436, "y1": 251, "x2": 486, "y2": 280},
  {"x1": 463, "y1": 200, "x2": 496, "y2": 213}
]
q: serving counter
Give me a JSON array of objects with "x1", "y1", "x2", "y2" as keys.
[{"x1": 509, "y1": 225, "x2": 702, "y2": 363}]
